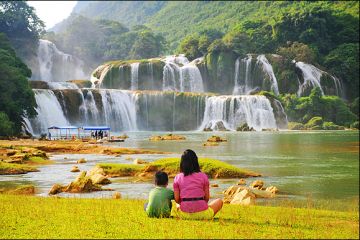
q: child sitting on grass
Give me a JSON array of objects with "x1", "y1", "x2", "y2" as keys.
[{"x1": 145, "y1": 171, "x2": 174, "y2": 218}]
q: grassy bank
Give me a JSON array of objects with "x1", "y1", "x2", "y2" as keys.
[
  {"x1": 0, "y1": 195, "x2": 358, "y2": 239},
  {"x1": 97, "y1": 157, "x2": 261, "y2": 178}
]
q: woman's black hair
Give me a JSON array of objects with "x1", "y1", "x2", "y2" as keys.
[{"x1": 180, "y1": 149, "x2": 200, "y2": 176}]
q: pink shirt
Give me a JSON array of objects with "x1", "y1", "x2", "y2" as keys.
[{"x1": 173, "y1": 172, "x2": 209, "y2": 213}]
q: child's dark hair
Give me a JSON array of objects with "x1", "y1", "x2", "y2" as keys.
[
  {"x1": 155, "y1": 171, "x2": 168, "y2": 186},
  {"x1": 180, "y1": 149, "x2": 200, "y2": 176}
]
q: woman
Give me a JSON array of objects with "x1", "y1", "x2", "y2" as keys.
[{"x1": 172, "y1": 149, "x2": 223, "y2": 219}]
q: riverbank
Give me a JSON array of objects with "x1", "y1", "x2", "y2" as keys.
[{"x1": 0, "y1": 194, "x2": 358, "y2": 239}]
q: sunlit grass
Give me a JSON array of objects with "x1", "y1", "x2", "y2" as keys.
[
  {"x1": 0, "y1": 194, "x2": 358, "y2": 239},
  {"x1": 0, "y1": 162, "x2": 38, "y2": 174},
  {"x1": 97, "y1": 157, "x2": 260, "y2": 178}
]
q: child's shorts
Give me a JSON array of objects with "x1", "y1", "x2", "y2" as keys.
[{"x1": 170, "y1": 200, "x2": 214, "y2": 220}]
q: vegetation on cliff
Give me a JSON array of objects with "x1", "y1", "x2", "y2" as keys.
[{"x1": 0, "y1": 34, "x2": 37, "y2": 136}]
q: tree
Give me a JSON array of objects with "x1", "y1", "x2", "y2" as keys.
[
  {"x1": 276, "y1": 42, "x2": 316, "y2": 63},
  {"x1": 0, "y1": 33, "x2": 37, "y2": 136},
  {"x1": 0, "y1": 1, "x2": 45, "y2": 58},
  {"x1": 178, "y1": 35, "x2": 201, "y2": 61}
]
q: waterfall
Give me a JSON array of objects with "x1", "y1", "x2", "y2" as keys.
[
  {"x1": 295, "y1": 61, "x2": 343, "y2": 97},
  {"x1": 130, "y1": 62, "x2": 140, "y2": 90},
  {"x1": 35, "y1": 39, "x2": 87, "y2": 82},
  {"x1": 100, "y1": 90, "x2": 137, "y2": 131},
  {"x1": 233, "y1": 55, "x2": 253, "y2": 95},
  {"x1": 162, "y1": 55, "x2": 204, "y2": 92},
  {"x1": 200, "y1": 95, "x2": 277, "y2": 131},
  {"x1": 256, "y1": 55, "x2": 279, "y2": 95},
  {"x1": 47, "y1": 82, "x2": 79, "y2": 89},
  {"x1": 29, "y1": 89, "x2": 69, "y2": 134}
]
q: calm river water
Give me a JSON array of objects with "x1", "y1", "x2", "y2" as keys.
[{"x1": 1, "y1": 130, "x2": 358, "y2": 208}]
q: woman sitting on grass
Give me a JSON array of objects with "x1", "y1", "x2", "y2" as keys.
[{"x1": 171, "y1": 149, "x2": 223, "y2": 219}]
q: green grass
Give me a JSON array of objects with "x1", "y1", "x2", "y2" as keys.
[
  {"x1": 97, "y1": 158, "x2": 260, "y2": 178},
  {"x1": 25, "y1": 156, "x2": 50, "y2": 164},
  {"x1": 0, "y1": 162, "x2": 38, "y2": 175},
  {"x1": 0, "y1": 194, "x2": 358, "y2": 239},
  {"x1": 97, "y1": 163, "x2": 143, "y2": 177}
]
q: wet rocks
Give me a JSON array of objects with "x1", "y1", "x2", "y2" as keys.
[
  {"x1": 77, "y1": 158, "x2": 87, "y2": 164},
  {"x1": 211, "y1": 184, "x2": 219, "y2": 187},
  {"x1": 236, "y1": 123, "x2": 255, "y2": 131},
  {"x1": 49, "y1": 184, "x2": 64, "y2": 195},
  {"x1": 149, "y1": 134, "x2": 186, "y2": 141},
  {"x1": 206, "y1": 135, "x2": 227, "y2": 143},
  {"x1": 113, "y1": 192, "x2": 121, "y2": 199},
  {"x1": 90, "y1": 173, "x2": 111, "y2": 185},
  {"x1": 133, "y1": 159, "x2": 148, "y2": 164},
  {"x1": 237, "y1": 178, "x2": 246, "y2": 185},
  {"x1": 250, "y1": 180, "x2": 264, "y2": 189},
  {"x1": 203, "y1": 121, "x2": 229, "y2": 131},
  {"x1": 70, "y1": 166, "x2": 80, "y2": 172},
  {"x1": 203, "y1": 142, "x2": 219, "y2": 147},
  {"x1": 223, "y1": 179, "x2": 278, "y2": 205}
]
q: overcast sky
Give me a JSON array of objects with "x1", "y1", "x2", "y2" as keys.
[{"x1": 27, "y1": 1, "x2": 78, "y2": 29}]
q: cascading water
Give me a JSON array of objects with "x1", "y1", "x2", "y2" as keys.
[
  {"x1": 34, "y1": 39, "x2": 87, "y2": 82},
  {"x1": 200, "y1": 95, "x2": 278, "y2": 131},
  {"x1": 233, "y1": 55, "x2": 253, "y2": 95},
  {"x1": 130, "y1": 62, "x2": 140, "y2": 90},
  {"x1": 28, "y1": 89, "x2": 69, "y2": 134},
  {"x1": 256, "y1": 55, "x2": 279, "y2": 96},
  {"x1": 162, "y1": 55, "x2": 204, "y2": 92},
  {"x1": 295, "y1": 61, "x2": 343, "y2": 97}
]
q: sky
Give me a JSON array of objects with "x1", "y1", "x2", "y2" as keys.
[{"x1": 27, "y1": 1, "x2": 78, "y2": 29}]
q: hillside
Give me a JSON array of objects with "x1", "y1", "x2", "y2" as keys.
[{"x1": 68, "y1": 1, "x2": 359, "y2": 50}]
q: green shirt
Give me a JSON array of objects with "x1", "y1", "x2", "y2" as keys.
[{"x1": 146, "y1": 186, "x2": 174, "y2": 218}]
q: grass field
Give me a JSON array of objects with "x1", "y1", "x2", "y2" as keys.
[{"x1": 0, "y1": 194, "x2": 358, "y2": 239}]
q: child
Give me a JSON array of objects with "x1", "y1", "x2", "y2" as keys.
[{"x1": 145, "y1": 171, "x2": 174, "y2": 218}]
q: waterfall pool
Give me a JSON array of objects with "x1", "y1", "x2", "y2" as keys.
[{"x1": 0, "y1": 130, "x2": 358, "y2": 209}]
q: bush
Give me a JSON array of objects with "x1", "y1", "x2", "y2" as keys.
[
  {"x1": 0, "y1": 112, "x2": 14, "y2": 137},
  {"x1": 350, "y1": 121, "x2": 359, "y2": 129},
  {"x1": 305, "y1": 116, "x2": 323, "y2": 128},
  {"x1": 322, "y1": 121, "x2": 345, "y2": 130},
  {"x1": 288, "y1": 122, "x2": 305, "y2": 130}
]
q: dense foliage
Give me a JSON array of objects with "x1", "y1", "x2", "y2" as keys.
[
  {"x1": 0, "y1": 33, "x2": 37, "y2": 136},
  {"x1": 279, "y1": 88, "x2": 358, "y2": 127},
  {"x1": 46, "y1": 14, "x2": 166, "y2": 69},
  {"x1": 0, "y1": 1, "x2": 45, "y2": 58}
]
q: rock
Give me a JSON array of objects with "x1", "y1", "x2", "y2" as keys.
[
  {"x1": 223, "y1": 185, "x2": 247, "y2": 203},
  {"x1": 203, "y1": 142, "x2": 219, "y2": 147},
  {"x1": 236, "y1": 123, "x2": 255, "y2": 131},
  {"x1": 3, "y1": 158, "x2": 23, "y2": 164},
  {"x1": 113, "y1": 192, "x2": 121, "y2": 199},
  {"x1": 87, "y1": 166, "x2": 105, "y2": 176},
  {"x1": 133, "y1": 158, "x2": 148, "y2": 164},
  {"x1": 207, "y1": 135, "x2": 227, "y2": 142},
  {"x1": 6, "y1": 150, "x2": 17, "y2": 156},
  {"x1": 9, "y1": 185, "x2": 35, "y2": 195},
  {"x1": 250, "y1": 180, "x2": 264, "y2": 189},
  {"x1": 249, "y1": 187, "x2": 275, "y2": 198},
  {"x1": 90, "y1": 173, "x2": 111, "y2": 185},
  {"x1": 64, "y1": 157, "x2": 68, "y2": 159},
  {"x1": 143, "y1": 165, "x2": 158, "y2": 172},
  {"x1": 237, "y1": 178, "x2": 246, "y2": 185},
  {"x1": 77, "y1": 158, "x2": 86, "y2": 164},
  {"x1": 230, "y1": 189, "x2": 256, "y2": 205},
  {"x1": 49, "y1": 184, "x2": 64, "y2": 195},
  {"x1": 63, "y1": 171, "x2": 102, "y2": 193},
  {"x1": 115, "y1": 154, "x2": 122, "y2": 157},
  {"x1": 70, "y1": 166, "x2": 80, "y2": 172},
  {"x1": 203, "y1": 121, "x2": 230, "y2": 131},
  {"x1": 265, "y1": 186, "x2": 279, "y2": 194},
  {"x1": 125, "y1": 157, "x2": 133, "y2": 161},
  {"x1": 149, "y1": 134, "x2": 186, "y2": 141},
  {"x1": 118, "y1": 134, "x2": 129, "y2": 139},
  {"x1": 211, "y1": 184, "x2": 219, "y2": 187}
]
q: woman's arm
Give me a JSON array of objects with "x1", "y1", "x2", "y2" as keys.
[
  {"x1": 174, "y1": 189, "x2": 181, "y2": 204},
  {"x1": 204, "y1": 185, "x2": 210, "y2": 202}
]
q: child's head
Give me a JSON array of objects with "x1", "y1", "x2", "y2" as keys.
[
  {"x1": 180, "y1": 149, "x2": 200, "y2": 176},
  {"x1": 155, "y1": 171, "x2": 168, "y2": 186}
]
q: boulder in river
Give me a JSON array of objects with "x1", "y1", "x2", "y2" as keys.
[
  {"x1": 64, "y1": 171, "x2": 102, "y2": 193},
  {"x1": 250, "y1": 180, "x2": 264, "y2": 189},
  {"x1": 265, "y1": 186, "x2": 279, "y2": 194},
  {"x1": 113, "y1": 192, "x2": 121, "y2": 199},
  {"x1": 236, "y1": 123, "x2": 255, "y2": 131},
  {"x1": 133, "y1": 158, "x2": 148, "y2": 164},
  {"x1": 77, "y1": 158, "x2": 87, "y2": 164},
  {"x1": 70, "y1": 166, "x2": 80, "y2": 172},
  {"x1": 49, "y1": 184, "x2": 64, "y2": 195},
  {"x1": 90, "y1": 173, "x2": 111, "y2": 185},
  {"x1": 237, "y1": 178, "x2": 246, "y2": 185},
  {"x1": 206, "y1": 135, "x2": 227, "y2": 142},
  {"x1": 230, "y1": 189, "x2": 256, "y2": 205}
]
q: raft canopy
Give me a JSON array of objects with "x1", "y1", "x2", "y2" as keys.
[
  {"x1": 48, "y1": 126, "x2": 79, "y2": 130},
  {"x1": 81, "y1": 126, "x2": 111, "y2": 131}
]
